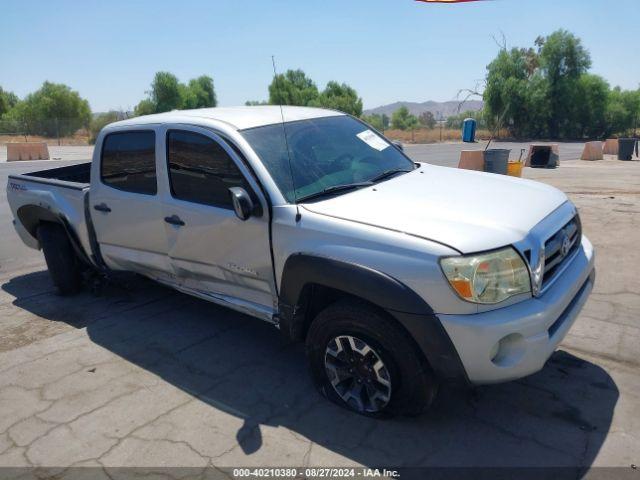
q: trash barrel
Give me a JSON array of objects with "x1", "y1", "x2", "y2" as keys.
[
  {"x1": 530, "y1": 145, "x2": 559, "y2": 168},
  {"x1": 462, "y1": 118, "x2": 477, "y2": 143},
  {"x1": 484, "y1": 149, "x2": 511, "y2": 175},
  {"x1": 618, "y1": 138, "x2": 638, "y2": 160}
]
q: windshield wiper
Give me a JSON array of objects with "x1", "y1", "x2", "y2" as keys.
[
  {"x1": 296, "y1": 181, "x2": 373, "y2": 203},
  {"x1": 370, "y1": 167, "x2": 414, "y2": 183}
]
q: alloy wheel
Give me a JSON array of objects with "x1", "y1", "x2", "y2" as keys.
[{"x1": 324, "y1": 335, "x2": 392, "y2": 413}]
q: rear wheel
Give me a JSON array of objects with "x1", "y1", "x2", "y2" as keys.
[
  {"x1": 306, "y1": 299, "x2": 438, "y2": 417},
  {"x1": 38, "y1": 222, "x2": 82, "y2": 295}
]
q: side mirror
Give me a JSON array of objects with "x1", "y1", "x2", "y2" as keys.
[
  {"x1": 229, "y1": 187, "x2": 254, "y2": 221},
  {"x1": 392, "y1": 140, "x2": 404, "y2": 151}
]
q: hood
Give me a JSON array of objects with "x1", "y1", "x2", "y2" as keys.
[{"x1": 302, "y1": 164, "x2": 568, "y2": 253}]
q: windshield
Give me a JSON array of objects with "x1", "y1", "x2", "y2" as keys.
[{"x1": 240, "y1": 115, "x2": 415, "y2": 203}]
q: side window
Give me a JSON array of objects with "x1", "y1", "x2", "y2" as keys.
[
  {"x1": 101, "y1": 131, "x2": 157, "y2": 195},
  {"x1": 167, "y1": 130, "x2": 248, "y2": 208}
]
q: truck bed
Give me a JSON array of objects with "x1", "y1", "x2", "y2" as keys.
[
  {"x1": 7, "y1": 162, "x2": 93, "y2": 256},
  {"x1": 20, "y1": 162, "x2": 91, "y2": 188}
]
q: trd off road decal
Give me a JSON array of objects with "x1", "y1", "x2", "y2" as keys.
[{"x1": 9, "y1": 182, "x2": 27, "y2": 191}]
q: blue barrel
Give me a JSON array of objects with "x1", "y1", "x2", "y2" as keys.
[{"x1": 462, "y1": 118, "x2": 477, "y2": 143}]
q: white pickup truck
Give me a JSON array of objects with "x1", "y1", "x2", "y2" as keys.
[{"x1": 7, "y1": 106, "x2": 595, "y2": 416}]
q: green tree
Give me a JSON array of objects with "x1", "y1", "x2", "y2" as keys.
[
  {"x1": 134, "y1": 98, "x2": 156, "y2": 116},
  {"x1": 382, "y1": 113, "x2": 390, "y2": 130},
  {"x1": 482, "y1": 30, "x2": 639, "y2": 139},
  {"x1": 268, "y1": 69, "x2": 319, "y2": 106},
  {"x1": 523, "y1": 74, "x2": 551, "y2": 138},
  {"x1": 483, "y1": 48, "x2": 532, "y2": 137},
  {"x1": 445, "y1": 112, "x2": 463, "y2": 129},
  {"x1": 482, "y1": 30, "x2": 614, "y2": 139},
  {"x1": 418, "y1": 111, "x2": 436, "y2": 129},
  {"x1": 574, "y1": 74, "x2": 609, "y2": 138},
  {"x1": 538, "y1": 30, "x2": 591, "y2": 138},
  {"x1": 150, "y1": 71, "x2": 182, "y2": 112},
  {"x1": 311, "y1": 81, "x2": 363, "y2": 116},
  {"x1": 89, "y1": 111, "x2": 122, "y2": 144},
  {"x1": 0, "y1": 86, "x2": 18, "y2": 117},
  {"x1": 362, "y1": 114, "x2": 384, "y2": 131},
  {"x1": 7, "y1": 81, "x2": 91, "y2": 137},
  {"x1": 606, "y1": 87, "x2": 640, "y2": 136},
  {"x1": 181, "y1": 75, "x2": 217, "y2": 109},
  {"x1": 445, "y1": 110, "x2": 487, "y2": 130},
  {"x1": 391, "y1": 106, "x2": 419, "y2": 131},
  {"x1": 622, "y1": 89, "x2": 640, "y2": 134},
  {"x1": 245, "y1": 100, "x2": 269, "y2": 106},
  {"x1": 134, "y1": 72, "x2": 218, "y2": 115},
  {"x1": 361, "y1": 113, "x2": 390, "y2": 131}
]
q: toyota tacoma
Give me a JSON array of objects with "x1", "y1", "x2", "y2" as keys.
[{"x1": 7, "y1": 106, "x2": 595, "y2": 416}]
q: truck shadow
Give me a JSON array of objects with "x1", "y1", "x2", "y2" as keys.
[{"x1": 3, "y1": 271, "x2": 619, "y2": 472}]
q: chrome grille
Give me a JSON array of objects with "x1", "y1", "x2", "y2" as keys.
[{"x1": 542, "y1": 215, "x2": 581, "y2": 288}]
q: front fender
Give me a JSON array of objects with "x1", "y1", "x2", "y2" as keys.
[
  {"x1": 280, "y1": 253, "x2": 430, "y2": 314},
  {"x1": 278, "y1": 253, "x2": 469, "y2": 385}
]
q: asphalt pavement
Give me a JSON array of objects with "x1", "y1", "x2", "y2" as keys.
[
  {"x1": 403, "y1": 141, "x2": 586, "y2": 168},
  {"x1": 0, "y1": 143, "x2": 638, "y2": 475}
]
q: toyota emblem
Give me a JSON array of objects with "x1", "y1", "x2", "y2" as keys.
[{"x1": 560, "y1": 233, "x2": 571, "y2": 257}]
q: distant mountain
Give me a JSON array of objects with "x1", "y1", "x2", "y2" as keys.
[{"x1": 363, "y1": 100, "x2": 483, "y2": 119}]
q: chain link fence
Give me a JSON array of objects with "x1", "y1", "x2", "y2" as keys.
[{"x1": 0, "y1": 118, "x2": 90, "y2": 145}]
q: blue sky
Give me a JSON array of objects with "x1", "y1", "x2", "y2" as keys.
[{"x1": 1, "y1": 0, "x2": 638, "y2": 112}]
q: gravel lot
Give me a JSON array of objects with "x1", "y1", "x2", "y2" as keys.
[{"x1": 0, "y1": 144, "x2": 638, "y2": 477}]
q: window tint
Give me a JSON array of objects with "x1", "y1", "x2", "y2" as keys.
[
  {"x1": 167, "y1": 130, "x2": 248, "y2": 208},
  {"x1": 101, "y1": 131, "x2": 157, "y2": 195}
]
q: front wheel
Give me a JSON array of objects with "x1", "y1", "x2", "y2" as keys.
[{"x1": 306, "y1": 299, "x2": 438, "y2": 417}]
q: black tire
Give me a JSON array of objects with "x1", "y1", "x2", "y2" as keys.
[
  {"x1": 37, "y1": 222, "x2": 82, "y2": 295},
  {"x1": 306, "y1": 299, "x2": 438, "y2": 417}
]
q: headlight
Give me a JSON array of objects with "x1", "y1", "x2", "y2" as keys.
[{"x1": 440, "y1": 247, "x2": 531, "y2": 304}]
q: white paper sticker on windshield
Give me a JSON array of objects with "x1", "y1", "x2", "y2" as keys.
[{"x1": 357, "y1": 129, "x2": 389, "y2": 151}]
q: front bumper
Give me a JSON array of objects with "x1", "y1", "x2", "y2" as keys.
[{"x1": 438, "y1": 235, "x2": 595, "y2": 385}]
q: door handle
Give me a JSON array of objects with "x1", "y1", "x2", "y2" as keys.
[
  {"x1": 93, "y1": 203, "x2": 111, "y2": 213},
  {"x1": 164, "y1": 215, "x2": 185, "y2": 227}
]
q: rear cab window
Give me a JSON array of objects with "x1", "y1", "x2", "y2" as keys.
[{"x1": 101, "y1": 131, "x2": 157, "y2": 195}]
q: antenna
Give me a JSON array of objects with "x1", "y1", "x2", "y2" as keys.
[{"x1": 272, "y1": 55, "x2": 301, "y2": 223}]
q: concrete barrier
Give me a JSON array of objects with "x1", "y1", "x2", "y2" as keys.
[
  {"x1": 6, "y1": 142, "x2": 50, "y2": 161},
  {"x1": 603, "y1": 138, "x2": 619, "y2": 155},
  {"x1": 458, "y1": 150, "x2": 484, "y2": 171},
  {"x1": 581, "y1": 141, "x2": 603, "y2": 161}
]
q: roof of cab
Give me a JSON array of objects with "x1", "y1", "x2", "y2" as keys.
[{"x1": 111, "y1": 106, "x2": 345, "y2": 131}]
